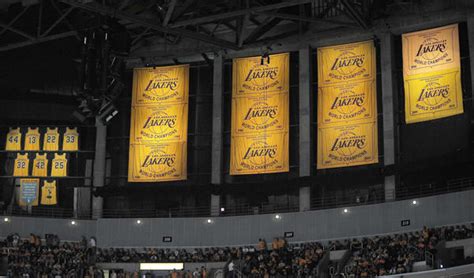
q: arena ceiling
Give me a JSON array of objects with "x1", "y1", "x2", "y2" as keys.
[{"x1": 0, "y1": 0, "x2": 377, "y2": 55}]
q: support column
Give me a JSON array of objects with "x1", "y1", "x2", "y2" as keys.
[
  {"x1": 92, "y1": 118, "x2": 107, "y2": 219},
  {"x1": 380, "y1": 32, "x2": 397, "y2": 201},
  {"x1": 211, "y1": 53, "x2": 224, "y2": 215},
  {"x1": 210, "y1": 194, "x2": 220, "y2": 216},
  {"x1": 467, "y1": 15, "x2": 474, "y2": 113},
  {"x1": 299, "y1": 46, "x2": 312, "y2": 211}
]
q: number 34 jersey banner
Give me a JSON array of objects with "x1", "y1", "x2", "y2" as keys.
[
  {"x1": 128, "y1": 65, "x2": 189, "y2": 182},
  {"x1": 402, "y1": 24, "x2": 463, "y2": 123}
]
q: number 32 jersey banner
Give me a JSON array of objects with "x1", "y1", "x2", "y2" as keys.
[
  {"x1": 402, "y1": 24, "x2": 463, "y2": 123},
  {"x1": 128, "y1": 65, "x2": 189, "y2": 182}
]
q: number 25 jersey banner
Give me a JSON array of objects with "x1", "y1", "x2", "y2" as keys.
[
  {"x1": 128, "y1": 65, "x2": 189, "y2": 182},
  {"x1": 402, "y1": 24, "x2": 463, "y2": 123}
]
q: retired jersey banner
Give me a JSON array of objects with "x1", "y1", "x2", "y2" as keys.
[
  {"x1": 128, "y1": 65, "x2": 189, "y2": 182},
  {"x1": 230, "y1": 53, "x2": 289, "y2": 175},
  {"x1": 317, "y1": 40, "x2": 375, "y2": 86},
  {"x1": 317, "y1": 40, "x2": 378, "y2": 169},
  {"x1": 232, "y1": 93, "x2": 288, "y2": 135},
  {"x1": 233, "y1": 53, "x2": 289, "y2": 96},
  {"x1": 128, "y1": 142, "x2": 187, "y2": 182},
  {"x1": 318, "y1": 80, "x2": 376, "y2": 127},
  {"x1": 230, "y1": 133, "x2": 289, "y2": 175},
  {"x1": 402, "y1": 24, "x2": 463, "y2": 123},
  {"x1": 317, "y1": 122, "x2": 378, "y2": 169}
]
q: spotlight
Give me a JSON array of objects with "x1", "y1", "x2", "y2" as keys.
[
  {"x1": 206, "y1": 219, "x2": 213, "y2": 224},
  {"x1": 4, "y1": 217, "x2": 9, "y2": 222},
  {"x1": 136, "y1": 219, "x2": 142, "y2": 224},
  {"x1": 343, "y1": 208, "x2": 349, "y2": 213},
  {"x1": 274, "y1": 214, "x2": 281, "y2": 220},
  {"x1": 71, "y1": 220, "x2": 76, "y2": 225},
  {"x1": 220, "y1": 207, "x2": 225, "y2": 212},
  {"x1": 440, "y1": 264, "x2": 444, "y2": 268},
  {"x1": 412, "y1": 200, "x2": 417, "y2": 205}
]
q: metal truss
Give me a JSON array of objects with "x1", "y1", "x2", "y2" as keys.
[{"x1": 0, "y1": 0, "x2": 373, "y2": 53}]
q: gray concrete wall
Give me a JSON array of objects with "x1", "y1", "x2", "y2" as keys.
[{"x1": 2, "y1": 190, "x2": 474, "y2": 247}]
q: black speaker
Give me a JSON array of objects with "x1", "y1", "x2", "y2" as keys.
[{"x1": 0, "y1": 255, "x2": 8, "y2": 276}]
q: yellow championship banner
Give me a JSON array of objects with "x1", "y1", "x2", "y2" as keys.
[
  {"x1": 232, "y1": 53, "x2": 289, "y2": 96},
  {"x1": 317, "y1": 40, "x2": 375, "y2": 86},
  {"x1": 129, "y1": 65, "x2": 189, "y2": 182},
  {"x1": 232, "y1": 92, "x2": 288, "y2": 135},
  {"x1": 402, "y1": 24, "x2": 460, "y2": 76},
  {"x1": 132, "y1": 65, "x2": 189, "y2": 106},
  {"x1": 230, "y1": 132, "x2": 289, "y2": 175},
  {"x1": 128, "y1": 142, "x2": 187, "y2": 182},
  {"x1": 231, "y1": 53, "x2": 289, "y2": 175},
  {"x1": 318, "y1": 80, "x2": 376, "y2": 127},
  {"x1": 402, "y1": 24, "x2": 463, "y2": 123},
  {"x1": 130, "y1": 104, "x2": 188, "y2": 143},
  {"x1": 317, "y1": 122, "x2": 378, "y2": 169},
  {"x1": 404, "y1": 69, "x2": 463, "y2": 123}
]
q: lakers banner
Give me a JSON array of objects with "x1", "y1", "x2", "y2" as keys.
[
  {"x1": 230, "y1": 53, "x2": 289, "y2": 175},
  {"x1": 402, "y1": 24, "x2": 463, "y2": 123},
  {"x1": 404, "y1": 69, "x2": 463, "y2": 123},
  {"x1": 233, "y1": 53, "x2": 289, "y2": 96},
  {"x1": 318, "y1": 80, "x2": 376, "y2": 127},
  {"x1": 402, "y1": 24, "x2": 460, "y2": 76},
  {"x1": 317, "y1": 40, "x2": 378, "y2": 169},
  {"x1": 132, "y1": 65, "x2": 189, "y2": 105},
  {"x1": 129, "y1": 65, "x2": 189, "y2": 182},
  {"x1": 128, "y1": 143, "x2": 187, "y2": 182},
  {"x1": 317, "y1": 40, "x2": 375, "y2": 86},
  {"x1": 317, "y1": 122, "x2": 378, "y2": 169},
  {"x1": 232, "y1": 93, "x2": 288, "y2": 135},
  {"x1": 130, "y1": 104, "x2": 188, "y2": 143},
  {"x1": 230, "y1": 133, "x2": 289, "y2": 175}
]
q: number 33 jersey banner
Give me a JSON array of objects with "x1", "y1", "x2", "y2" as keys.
[
  {"x1": 128, "y1": 65, "x2": 189, "y2": 182},
  {"x1": 402, "y1": 24, "x2": 463, "y2": 123}
]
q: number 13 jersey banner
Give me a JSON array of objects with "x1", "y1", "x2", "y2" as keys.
[{"x1": 128, "y1": 65, "x2": 189, "y2": 182}]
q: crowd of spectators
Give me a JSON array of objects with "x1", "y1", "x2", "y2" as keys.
[
  {"x1": 1, "y1": 224, "x2": 474, "y2": 277},
  {"x1": 344, "y1": 224, "x2": 474, "y2": 278}
]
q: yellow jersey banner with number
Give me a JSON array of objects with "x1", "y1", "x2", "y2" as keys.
[
  {"x1": 402, "y1": 24, "x2": 463, "y2": 123},
  {"x1": 63, "y1": 127, "x2": 79, "y2": 151},
  {"x1": 317, "y1": 122, "x2": 378, "y2": 169},
  {"x1": 318, "y1": 80, "x2": 376, "y2": 127},
  {"x1": 19, "y1": 178, "x2": 39, "y2": 207},
  {"x1": 232, "y1": 92, "x2": 288, "y2": 135},
  {"x1": 230, "y1": 133, "x2": 289, "y2": 175},
  {"x1": 317, "y1": 40, "x2": 378, "y2": 169},
  {"x1": 32, "y1": 153, "x2": 48, "y2": 177},
  {"x1": 41, "y1": 180, "x2": 57, "y2": 205},
  {"x1": 130, "y1": 103, "x2": 188, "y2": 143},
  {"x1": 14, "y1": 153, "x2": 29, "y2": 177},
  {"x1": 231, "y1": 53, "x2": 289, "y2": 175},
  {"x1": 128, "y1": 142, "x2": 186, "y2": 182},
  {"x1": 6, "y1": 128, "x2": 22, "y2": 151},
  {"x1": 25, "y1": 127, "x2": 40, "y2": 151},
  {"x1": 233, "y1": 53, "x2": 289, "y2": 96},
  {"x1": 128, "y1": 65, "x2": 189, "y2": 182},
  {"x1": 317, "y1": 40, "x2": 375, "y2": 86}
]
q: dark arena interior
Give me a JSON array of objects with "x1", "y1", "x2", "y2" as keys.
[{"x1": 1, "y1": 0, "x2": 474, "y2": 277}]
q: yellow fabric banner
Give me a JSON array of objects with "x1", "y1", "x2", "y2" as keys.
[
  {"x1": 404, "y1": 69, "x2": 463, "y2": 123},
  {"x1": 128, "y1": 142, "x2": 187, "y2": 182},
  {"x1": 317, "y1": 122, "x2": 378, "y2": 169},
  {"x1": 233, "y1": 53, "x2": 289, "y2": 96},
  {"x1": 128, "y1": 65, "x2": 189, "y2": 182},
  {"x1": 402, "y1": 24, "x2": 460, "y2": 76},
  {"x1": 317, "y1": 40, "x2": 375, "y2": 86},
  {"x1": 318, "y1": 80, "x2": 376, "y2": 127},
  {"x1": 317, "y1": 40, "x2": 378, "y2": 169},
  {"x1": 402, "y1": 24, "x2": 463, "y2": 123},
  {"x1": 231, "y1": 53, "x2": 289, "y2": 175},
  {"x1": 130, "y1": 103, "x2": 188, "y2": 143},
  {"x1": 232, "y1": 92, "x2": 288, "y2": 135},
  {"x1": 230, "y1": 133, "x2": 289, "y2": 175},
  {"x1": 132, "y1": 65, "x2": 189, "y2": 106}
]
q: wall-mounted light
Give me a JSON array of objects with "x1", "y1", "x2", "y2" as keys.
[{"x1": 4, "y1": 217, "x2": 9, "y2": 222}]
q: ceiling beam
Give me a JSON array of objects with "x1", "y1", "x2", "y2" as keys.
[
  {"x1": 171, "y1": 0, "x2": 197, "y2": 22},
  {"x1": 170, "y1": 0, "x2": 312, "y2": 28},
  {"x1": 41, "y1": 6, "x2": 74, "y2": 37},
  {"x1": 60, "y1": 0, "x2": 240, "y2": 50},
  {"x1": 0, "y1": 31, "x2": 77, "y2": 52},
  {"x1": 162, "y1": 0, "x2": 178, "y2": 27},
  {"x1": 340, "y1": 0, "x2": 369, "y2": 29},
  {"x1": 257, "y1": 11, "x2": 358, "y2": 28},
  {"x1": 0, "y1": 22, "x2": 35, "y2": 40},
  {"x1": 0, "y1": 6, "x2": 30, "y2": 37},
  {"x1": 244, "y1": 17, "x2": 282, "y2": 44}
]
